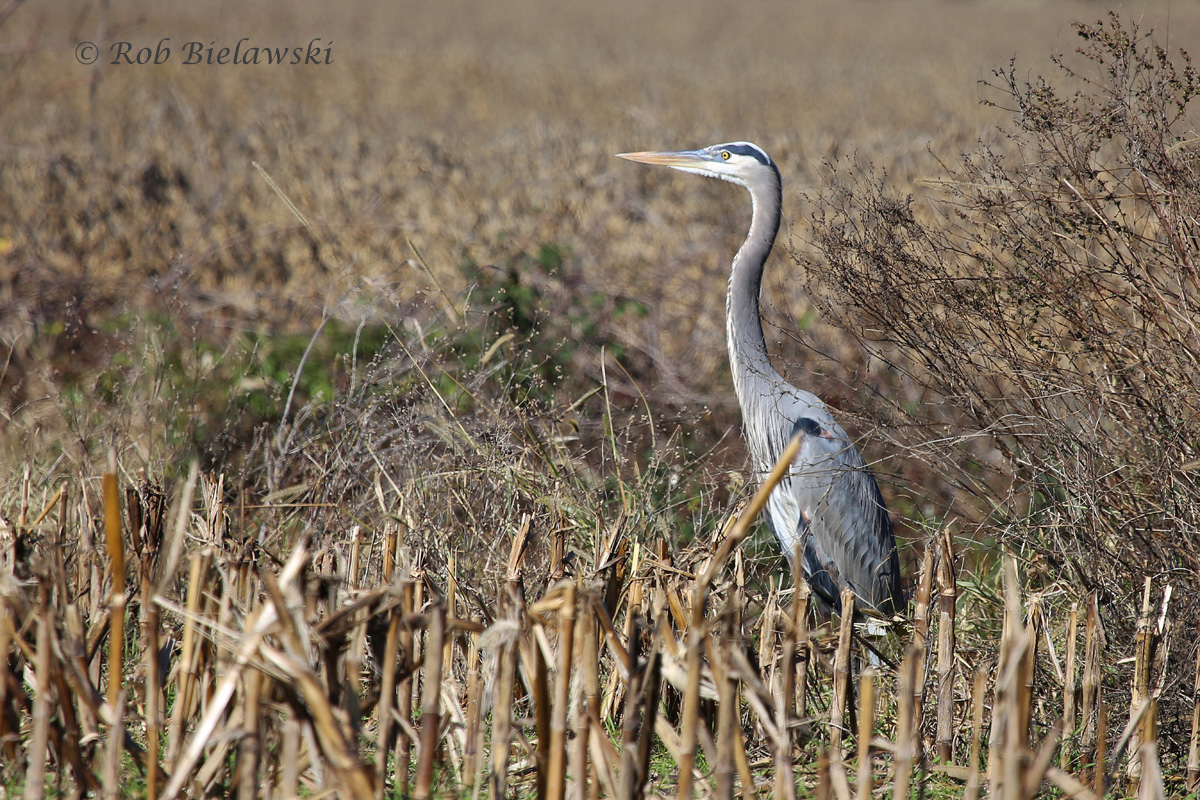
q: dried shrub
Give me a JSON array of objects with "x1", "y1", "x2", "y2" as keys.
[
  {"x1": 794, "y1": 12, "x2": 1200, "y2": 754},
  {"x1": 251, "y1": 302, "x2": 723, "y2": 605}
]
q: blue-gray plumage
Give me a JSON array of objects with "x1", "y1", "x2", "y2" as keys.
[{"x1": 618, "y1": 142, "x2": 903, "y2": 616}]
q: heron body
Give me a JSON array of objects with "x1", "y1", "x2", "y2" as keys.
[{"x1": 618, "y1": 142, "x2": 902, "y2": 616}]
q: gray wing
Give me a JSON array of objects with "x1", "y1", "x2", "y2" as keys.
[{"x1": 762, "y1": 415, "x2": 903, "y2": 616}]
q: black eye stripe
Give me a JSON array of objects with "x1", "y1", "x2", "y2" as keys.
[{"x1": 719, "y1": 143, "x2": 772, "y2": 166}]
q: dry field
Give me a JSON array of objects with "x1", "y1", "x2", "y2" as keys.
[{"x1": 2, "y1": 0, "x2": 1200, "y2": 797}]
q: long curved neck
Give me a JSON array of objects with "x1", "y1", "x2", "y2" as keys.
[{"x1": 727, "y1": 172, "x2": 784, "y2": 409}]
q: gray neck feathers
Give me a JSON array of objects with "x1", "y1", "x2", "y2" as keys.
[{"x1": 726, "y1": 170, "x2": 784, "y2": 414}]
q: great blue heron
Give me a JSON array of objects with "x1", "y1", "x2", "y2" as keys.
[{"x1": 618, "y1": 142, "x2": 903, "y2": 616}]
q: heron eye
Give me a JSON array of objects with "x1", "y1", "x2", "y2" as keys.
[{"x1": 720, "y1": 150, "x2": 731, "y2": 160}]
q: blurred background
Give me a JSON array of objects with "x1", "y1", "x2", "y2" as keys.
[
  {"x1": 7, "y1": 0, "x2": 1196, "y2": 455},
  {"x1": 4, "y1": 0, "x2": 1200, "y2": 771}
]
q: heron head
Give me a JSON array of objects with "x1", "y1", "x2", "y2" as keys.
[{"x1": 616, "y1": 142, "x2": 777, "y2": 189}]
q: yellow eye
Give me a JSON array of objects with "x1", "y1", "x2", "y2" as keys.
[{"x1": 721, "y1": 150, "x2": 731, "y2": 160}]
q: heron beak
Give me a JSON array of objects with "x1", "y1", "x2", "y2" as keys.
[{"x1": 616, "y1": 150, "x2": 710, "y2": 168}]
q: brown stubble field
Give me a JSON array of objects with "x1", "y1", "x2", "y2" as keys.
[
  {"x1": 3, "y1": 0, "x2": 1200, "y2": 796},
  {"x1": 10, "y1": 0, "x2": 1195, "y2": 423},
  {"x1": 5, "y1": 0, "x2": 1193, "y2": 501}
]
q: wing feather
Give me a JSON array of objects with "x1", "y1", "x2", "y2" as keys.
[{"x1": 755, "y1": 404, "x2": 902, "y2": 616}]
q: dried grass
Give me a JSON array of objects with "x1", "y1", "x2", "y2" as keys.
[
  {"x1": 0, "y1": 431, "x2": 1190, "y2": 796},
  {"x1": 3, "y1": 1, "x2": 1200, "y2": 796}
]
